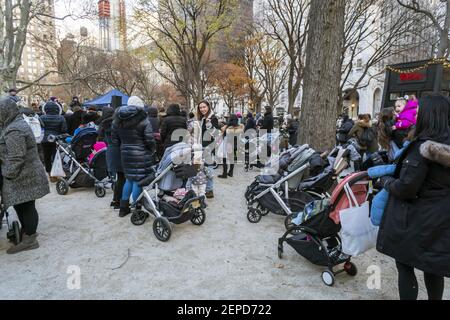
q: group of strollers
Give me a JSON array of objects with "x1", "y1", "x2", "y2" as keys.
[
  {"x1": 47, "y1": 129, "x2": 206, "y2": 242},
  {"x1": 244, "y1": 139, "x2": 391, "y2": 286}
]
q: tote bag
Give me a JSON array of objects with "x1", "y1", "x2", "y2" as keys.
[
  {"x1": 339, "y1": 183, "x2": 378, "y2": 256},
  {"x1": 50, "y1": 151, "x2": 66, "y2": 178}
]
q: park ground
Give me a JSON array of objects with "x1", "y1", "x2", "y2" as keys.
[{"x1": 0, "y1": 166, "x2": 449, "y2": 300}]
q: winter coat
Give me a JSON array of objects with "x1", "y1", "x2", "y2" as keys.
[
  {"x1": 261, "y1": 111, "x2": 274, "y2": 133},
  {"x1": 200, "y1": 113, "x2": 220, "y2": 148},
  {"x1": 160, "y1": 105, "x2": 187, "y2": 149},
  {"x1": 40, "y1": 102, "x2": 67, "y2": 142},
  {"x1": 66, "y1": 109, "x2": 84, "y2": 135},
  {"x1": 395, "y1": 100, "x2": 418, "y2": 130},
  {"x1": 223, "y1": 124, "x2": 245, "y2": 153},
  {"x1": 98, "y1": 107, "x2": 123, "y2": 174},
  {"x1": 0, "y1": 97, "x2": 50, "y2": 208},
  {"x1": 147, "y1": 107, "x2": 160, "y2": 133},
  {"x1": 287, "y1": 120, "x2": 299, "y2": 146},
  {"x1": 245, "y1": 115, "x2": 256, "y2": 132},
  {"x1": 348, "y1": 120, "x2": 379, "y2": 153},
  {"x1": 111, "y1": 106, "x2": 155, "y2": 181},
  {"x1": 377, "y1": 133, "x2": 450, "y2": 277}
]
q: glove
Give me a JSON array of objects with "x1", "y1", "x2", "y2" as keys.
[{"x1": 379, "y1": 176, "x2": 395, "y2": 190}]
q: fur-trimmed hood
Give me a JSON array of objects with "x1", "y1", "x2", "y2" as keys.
[
  {"x1": 113, "y1": 106, "x2": 148, "y2": 129},
  {"x1": 356, "y1": 119, "x2": 372, "y2": 128},
  {"x1": 420, "y1": 140, "x2": 450, "y2": 168}
]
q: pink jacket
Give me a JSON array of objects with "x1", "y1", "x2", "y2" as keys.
[
  {"x1": 89, "y1": 141, "x2": 107, "y2": 164},
  {"x1": 395, "y1": 100, "x2": 418, "y2": 130}
]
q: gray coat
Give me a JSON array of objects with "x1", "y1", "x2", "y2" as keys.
[{"x1": 0, "y1": 97, "x2": 50, "y2": 208}]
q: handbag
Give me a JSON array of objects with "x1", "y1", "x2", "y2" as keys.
[
  {"x1": 339, "y1": 183, "x2": 378, "y2": 256},
  {"x1": 50, "y1": 151, "x2": 66, "y2": 178}
]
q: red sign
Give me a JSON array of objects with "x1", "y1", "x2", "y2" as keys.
[{"x1": 399, "y1": 72, "x2": 426, "y2": 82}]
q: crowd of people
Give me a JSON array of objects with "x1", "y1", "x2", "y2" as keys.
[{"x1": 1, "y1": 87, "x2": 449, "y2": 300}]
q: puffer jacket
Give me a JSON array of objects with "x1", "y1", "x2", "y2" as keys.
[
  {"x1": 160, "y1": 105, "x2": 187, "y2": 149},
  {"x1": 395, "y1": 100, "x2": 418, "y2": 130},
  {"x1": 147, "y1": 106, "x2": 160, "y2": 133},
  {"x1": 111, "y1": 106, "x2": 155, "y2": 181},
  {"x1": 40, "y1": 101, "x2": 67, "y2": 142},
  {"x1": 377, "y1": 132, "x2": 450, "y2": 277}
]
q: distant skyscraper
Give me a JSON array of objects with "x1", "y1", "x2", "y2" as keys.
[{"x1": 98, "y1": 0, "x2": 127, "y2": 51}]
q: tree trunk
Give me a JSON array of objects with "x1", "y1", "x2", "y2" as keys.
[{"x1": 298, "y1": 0, "x2": 346, "y2": 151}]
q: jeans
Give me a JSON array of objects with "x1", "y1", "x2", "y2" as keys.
[
  {"x1": 121, "y1": 179, "x2": 143, "y2": 203},
  {"x1": 206, "y1": 176, "x2": 214, "y2": 192}
]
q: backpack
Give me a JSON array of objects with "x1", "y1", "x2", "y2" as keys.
[
  {"x1": 359, "y1": 127, "x2": 376, "y2": 147},
  {"x1": 23, "y1": 114, "x2": 44, "y2": 143}
]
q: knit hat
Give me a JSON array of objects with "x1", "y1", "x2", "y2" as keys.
[{"x1": 128, "y1": 96, "x2": 145, "y2": 108}]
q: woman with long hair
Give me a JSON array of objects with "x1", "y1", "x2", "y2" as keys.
[
  {"x1": 377, "y1": 94, "x2": 450, "y2": 300},
  {"x1": 196, "y1": 100, "x2": 220, "y2": 199},
  {"x1": 377, "y1": 107, "x2": 397, "y2": 160},
  {"x1": 218, "y1": 114, "x2": 244, "y2": 179}
]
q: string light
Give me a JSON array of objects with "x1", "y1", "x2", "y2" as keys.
[{"x1": 385, "y1": 57, "x2": 449, "y2": 74}]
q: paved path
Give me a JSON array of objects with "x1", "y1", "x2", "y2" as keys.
[{"x1": 0, "y1": 166, "x2": 448, "y2": 299}]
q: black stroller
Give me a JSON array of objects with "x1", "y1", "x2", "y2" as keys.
[
  {"x1": 50, "y1": 128, "x2": 112, "y2": 197},
  {"x1": 278, "y1": 172, "x2": 370, "y2": 286}
]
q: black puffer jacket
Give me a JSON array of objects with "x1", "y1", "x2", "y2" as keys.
[
  {"x1": 40, "y1": 101, "x2": 67, "y2": 142},
  {"x1": 160, "y1": 104, "x2": 187, "y2": 149},
  {"x1": 377, "y1": 132, "x2": 450, "y2": 277},
  {"x1": 111, "y1": 106, "x2": 155, "y2": 181},
  {"x1": 261, "y1": 111, "x2": 274, "y2": 133}
]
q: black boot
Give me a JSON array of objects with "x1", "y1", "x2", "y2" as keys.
[
  {"x1": 228, "y1": 165, "x2": 234, "y2": 177},
  {"x1": 218, "y1": 163, "x2": 228, "y2": 179},
  {"x1": 119, "y1": 200, "x2": 130, "y2": 218},
  {"x1": 110, "y1": 200, "x2": 120, "y2": 210}
]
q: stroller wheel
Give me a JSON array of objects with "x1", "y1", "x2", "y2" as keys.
[
  {"x1": 131, "y1": 210, "x2": 149, "y2": 226},
  {"x1": 344, "y1": 262, "x2": 358, "y2": 277},
  {"x1": 153, "y1": 217, "x2": 172, "y2": 242},
  {"x1": 259, "y1": 206, "x2": 269, "y2": 217},
  {"x1": 247, "y1": 208, "x2": 262, "y2": 224},
  {"x1": 95, "y1": 187, "x2": 106, "y2": 198},
  {"x1": 56, "y1": 179, "x2": 69, "y2": 195},
  {"x1": 322, "y1": 270, "x2": 335, "y2": 287},
  {"x1": 191, "y1": 208, "x2": 206, "y2": 226}
]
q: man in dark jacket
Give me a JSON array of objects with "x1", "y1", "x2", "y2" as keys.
[
  {"x1": 40, "y1": 101, "x2": 67, "y2": 181},
  {"x1": 336, "y1": 114, "x2": 354, "y2": 145},
  {"x1": 260, "y1": 106, "x2": 274, "y2": 133},
  {"x1": 69, "y1": 96, "x2": 82, "y2": 110},
  {"x1": 287, "y1": 117, "x2": 299, "y2": 147},
  {"x1": 147, "y1": 106, "x2": 160, "y2": 133},
  {"x1": 66, "y1": 105, "x2": 84, "y2": 135},
  {"x1": 160, "y1": 104, "x2": 187, "y2": 150},
  {"x1": 111, "y1": 102, "x2": 155, "y2": 217}
]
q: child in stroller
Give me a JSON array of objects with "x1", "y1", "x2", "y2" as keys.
[
  {"x1": 279, "y1": 171, "x2": 371, "y2": 286},
  {"x1": 129, "y1": 143, "x2": 207, "y2": 242},
  {"x1": 49, "y1": 128, "x2": 112, "y2": 197}
]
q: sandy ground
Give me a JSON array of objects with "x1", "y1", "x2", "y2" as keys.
[{"x1": 0, "y1": 165, "x2": 448, "y2": 300}]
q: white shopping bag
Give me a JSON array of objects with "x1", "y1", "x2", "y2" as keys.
[
  {"x1": 216, "y1": 136, "x2": 227, "y2": 159},
  {"x1": 50, "y1": 151, "x2": 66, "y2": 178},
  {"x1": 339, "y1": 183, "x2": 378, "y2": 256}
]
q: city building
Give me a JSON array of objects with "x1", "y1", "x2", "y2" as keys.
[
  {"x1": 17, "y1": 0, "x2": 58, "y2": 104},
  {"x1": 98, "y1": 0, "x2": 127, "y2": 52}
]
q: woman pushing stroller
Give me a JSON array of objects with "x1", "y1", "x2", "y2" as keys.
[{"x1": 111, "y1": 96, "x2": 156, "y2": 217}]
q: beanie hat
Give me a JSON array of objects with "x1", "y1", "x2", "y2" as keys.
[{"x1": 127, "y1": 96, "x2": 145, "y2": 108}]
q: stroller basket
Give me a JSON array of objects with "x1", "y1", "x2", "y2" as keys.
[{"x1": 286, "y1": 234, "x2": 330, "y2": 267}]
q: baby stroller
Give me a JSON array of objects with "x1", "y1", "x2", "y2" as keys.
[
  {"x1": 244, "y1": 144, "x2": 323, "y2": 223},
  {"x1": 50, "y1": 128, "x2": 112, "y2": 197},
  {"x1": 278, "y1": 171, "x2": 371, "y2": 286},
  {"x1": 244, "y1": 131, "x2": 281, "y2": 170},
  {"x1": 130, "y1": 143, "x2": 207, "y2": 242}
]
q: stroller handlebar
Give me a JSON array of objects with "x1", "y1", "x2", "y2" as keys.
[{"x1": 48, "y1": 134, "x2": 71, "y2": 143}]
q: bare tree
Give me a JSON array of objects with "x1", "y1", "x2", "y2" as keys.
[
  {"x1": 0, "y1": 0, "x2": 95, "y2": 92},
  {"x1": 132, "y1": 0, "x2": 237, "y2": 109},
  {"x1": 298, "y1": 0, "x2": 346, "y2": 151},
  {"x1": 255, "y1": 34, "x2": 288, "y2": 109},
  {"x1": 339, "y1": 0, "x2": 423, "y2": 108},
  {"x1": 397, "y1": 0, "x2": 450, "y2": 57},
  {"x1": 260, "y1": 0, "x2": 309, "y2": 114}
]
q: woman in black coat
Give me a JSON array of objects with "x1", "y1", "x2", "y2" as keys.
[
  {"x1": 160, "y1": 104, "x2": 187, "y2": 150},
  {"x1": 377, "y1": 94, "x2": 450, "y2": 300},
  {"x1": 111, "y1": 104, "x2": 155, "y2": 217},
  {"x1": 98, "y1": 106, "x2": 125, "y2": 210}
]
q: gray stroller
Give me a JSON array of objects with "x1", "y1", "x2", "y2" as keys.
[{"x1": 130, "y1": 143, "x2": 207, "y2": 242}]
